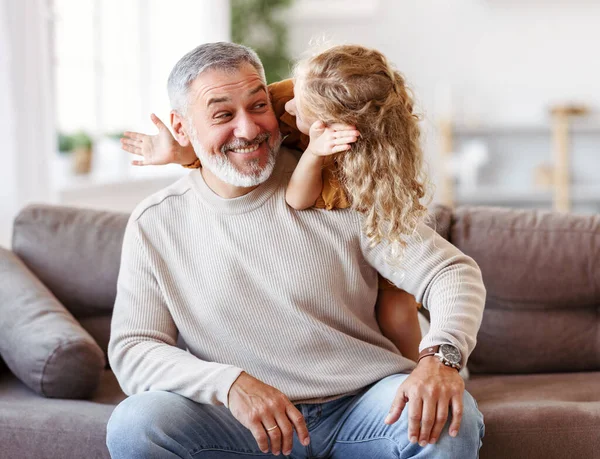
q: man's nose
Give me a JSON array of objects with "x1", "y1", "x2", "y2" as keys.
[{"x1": 234, "y1": 112, "x2": 261, "y2": 140}]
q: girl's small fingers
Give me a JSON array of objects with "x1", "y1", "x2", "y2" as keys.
[
  {"x1": 334, "y1": 130, "x2": 360, "y2": 138},
  {"x1": 331, "y1": 144, "x2": 351, "y2": 153},
  {"x1": 329, "y1": 123, "x2": 356, "y2": 131},
  {"x1": 123, "y1": 131, "x2": 144, "y2": 141},
  {"x1": 334, "y1": 136, "x2": 358, "y2": 145},
  {"x1": 131, "y1": 160, "x2": 147, "y2": 166},
  {"x1": 310, "y1": 120, "x2": 326, "y2": 132},
  {"x1": 151, "y1": 113, "x2": 168, "y2": 130},
  {"x1": 121, "y1": 144, "x2": 139, "y2": 155},
  {"x1": 121, "y1": 138, "x2": 142, "y2": 149}
]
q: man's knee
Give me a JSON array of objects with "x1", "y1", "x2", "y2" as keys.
[
  {"x1": 434, "y1": 390, "x2": 484, "y2": 457},
  {"x1": 106, "y1": 391, "x2": 183, "y2": 455},
  {"x1": 456, "y1": 391, "x2": 484, "y2": 445}
]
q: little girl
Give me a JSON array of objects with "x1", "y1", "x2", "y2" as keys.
[{"x1": 121, "y1": 44, "x2": 429, "y2": 362}]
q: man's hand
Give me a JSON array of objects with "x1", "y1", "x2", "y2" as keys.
[
  {"x1": 228, "y1": 372, "x2": 310, "y2": 456},
  {"x1": 384, "y1": 356, "x2": 465, "y2": 446},
  {"x1": 306, "y1": 121, "x2": 360, "y2": 157}
]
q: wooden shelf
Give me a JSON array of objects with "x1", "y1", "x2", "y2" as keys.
[
  {"x1": 455, "y1": 185, "x2": 600, "y2": 205},
  {"x1": 452, "y1": 123, "x2": 600, "y2": 137},
  {"x1": 438, "y1": 117, "x2": 600, "y2": 211},
  {"x1": 456, "y1": 188, "x2": 552, "y2": 205}
]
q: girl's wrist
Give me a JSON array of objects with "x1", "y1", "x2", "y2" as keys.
[
  {"x1": 177, "y1": 144, "x2": 197, "y2": 165},
  {"x1": 304, "y1": 148, "x2": 325, "y2": 163}
]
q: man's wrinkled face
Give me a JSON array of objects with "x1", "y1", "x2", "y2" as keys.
[{"x1": 186, "y1": 64, "x2": 281, "y2": 187}]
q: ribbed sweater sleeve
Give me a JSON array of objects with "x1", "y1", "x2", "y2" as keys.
[
  {"x1": 360, "y1": 221, "x2": 486, "y2": 367},
  {"x1": 108, "y1": 218, "x2": 244, "y2": 406}
]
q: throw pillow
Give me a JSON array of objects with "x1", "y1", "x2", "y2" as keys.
[{"x1": 0, "y1": 247, "x2": 105, "y2": 398}]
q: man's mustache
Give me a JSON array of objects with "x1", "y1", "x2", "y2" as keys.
[{"x1": 221, "y1": 132, "x2": 270, "y2": 153}]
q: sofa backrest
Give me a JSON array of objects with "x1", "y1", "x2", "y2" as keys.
[
  {"x1": 10, "y1": 204, "x2": 453, "y2": 357},
  {"x1": 450, "y1": 206, "x2": 600, "y2": 374},
  {"x1": 15, "y1": 203, "x2": 598, "y2": 375}
]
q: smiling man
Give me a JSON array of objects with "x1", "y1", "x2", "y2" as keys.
[
  {"x1": 106, "y1": 42, "x2": 485, "y2": 459},
  {"x1": 178, "y1": 64, "x2": 281, "y2": 193}
]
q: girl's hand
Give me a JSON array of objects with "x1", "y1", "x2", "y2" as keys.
[
  {"x1": 121, "y1": 113, "x2": 193, "y2": 166},
  {"x1": 306, "y1": 121, "x2": 360, "y2": 157}
]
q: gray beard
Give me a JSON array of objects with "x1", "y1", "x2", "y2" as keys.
[{"x1": 187, "y1": 122, "x2": 281, "y2": 188}]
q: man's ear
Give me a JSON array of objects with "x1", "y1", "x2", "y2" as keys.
[{"x1": 171, "y1": 110, "x2": 191, "y2": 147}]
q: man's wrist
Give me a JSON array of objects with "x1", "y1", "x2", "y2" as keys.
[
  {"x1": 417, "y1": 355, "x2": 460, "y2": 371},
  {"x1": 418, "y1": 344, "x2": 462, "y2": 370}
]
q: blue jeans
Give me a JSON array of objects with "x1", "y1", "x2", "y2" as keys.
[{"x1": 106, "y1": 374, "x2": 484, "y2": 458}]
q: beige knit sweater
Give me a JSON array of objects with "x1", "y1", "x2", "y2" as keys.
[{"x1": 108, "y1": 148, "x2": 486, "y2": 407}]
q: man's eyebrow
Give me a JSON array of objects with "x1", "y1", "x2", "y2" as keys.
[
  {"x1": 206, "y1": 96, "x2": 230, "y2": 107},
  {"x1": 248, "y1": 84, "x2": 267, "y2": 96},
  {"x1": 205, "y1": 85, "x2": 266, "y2": 108}
]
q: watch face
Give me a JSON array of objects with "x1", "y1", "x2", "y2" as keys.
[{"x1": 440, "y1": 344, "x2": 461, "y2": 365}]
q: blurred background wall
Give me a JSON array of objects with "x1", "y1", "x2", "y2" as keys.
[{"x1": 1, "y1": 0, "x2": 599, "y2": 248}]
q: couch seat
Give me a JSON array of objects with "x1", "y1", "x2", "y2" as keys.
[
  {"x1": 467, "y1": 371, "x2": 600, "y2": 459},
  {"x1": 0, "y1": 370, "x2": 125, "y2": 459}
]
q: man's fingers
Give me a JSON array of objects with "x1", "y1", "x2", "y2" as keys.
[
  {"x1": 263, "y1": 420, "x2": 282, "y2": 456},
  {"x1": 407, "y1": 396, "x2": 423, "y2": 444},
  {"x1": 429, "y1": 398, "x2": 450, "y2": 444},
  {"x1": 274, "y1": 413, "x2": 295, "y2": 456},
  {"x1": 131, "y1": 160, "x2": 149, "y2": 166},
  {"x1": 385, "y1": 390, "x2": 408, "y2": 425},
  {"x1": 448, "y1": 393, "x2": 464, "y2": 437},
  {"x1": 418, "y1": 399, "x2": 437, "y2": 446},
  {"x1": 249, "y1": 424, "x2": 270, "y2": 454},
  {"x1": 286, "y1": 404, "x2": 310, "y2": 447}
]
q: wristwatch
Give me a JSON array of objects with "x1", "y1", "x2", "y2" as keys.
[{"x1": 418, "y1": 344, "x2": 462, "y2": 370}]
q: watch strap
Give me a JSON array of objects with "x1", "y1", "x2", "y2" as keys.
[{"x1": 418, "y1": 345, "x2": 440, "y2": 362}]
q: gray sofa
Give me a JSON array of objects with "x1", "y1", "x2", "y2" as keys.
[{"x1": 0, "y1": 204, "x2": 598, "y2": 459}]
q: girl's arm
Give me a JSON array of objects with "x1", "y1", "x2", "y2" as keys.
[
  {"x1": 285, "y1": 121, "x2": 360, "y2": 210},
  {"x1": 121, "y1": 113, "x2": 197, "y2": 166}
]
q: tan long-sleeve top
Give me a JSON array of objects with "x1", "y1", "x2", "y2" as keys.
[{"x1": 108, "y1": 148, "x2": 486, "y2": 407}]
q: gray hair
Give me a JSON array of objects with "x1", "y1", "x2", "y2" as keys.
[{"x1": 167, "y1": 42, "x2": 266, "y2": 115}]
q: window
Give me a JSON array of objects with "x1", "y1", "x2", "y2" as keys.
[{"x1": 52, "y1": 0, "x2": 230, "y2": 183}]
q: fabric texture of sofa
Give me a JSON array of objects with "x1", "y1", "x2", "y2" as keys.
[{"x1": 0, "y1": 203, "x2": 598, "y2": 459}]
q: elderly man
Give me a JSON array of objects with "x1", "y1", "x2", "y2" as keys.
[{"x1": 106, "y1": 42, "x2": 486, "y2": 458}]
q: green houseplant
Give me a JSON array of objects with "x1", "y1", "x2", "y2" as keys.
[
  {"x1": 57, "y1": 131, "x2": 94, "y2": 175},
  {"x1": 231, "y1": 0, "x2": 293, "y2": 83}
]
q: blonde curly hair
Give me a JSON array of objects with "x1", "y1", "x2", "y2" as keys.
[{"x1": 293, "y1": 44, "x2": 432, "y2": 263}]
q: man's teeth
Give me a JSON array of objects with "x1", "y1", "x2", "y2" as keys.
[{"x1": 231, "y1": 143, "x2": 260, "y2": 154}]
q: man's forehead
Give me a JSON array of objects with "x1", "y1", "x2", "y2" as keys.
[{"x1": 191, "y1": 67, "x2": 266, "y2": 106}]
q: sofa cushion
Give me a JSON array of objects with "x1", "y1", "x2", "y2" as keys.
[
  {"x1": 466, "y1": 372, "x2": 600, "y2": 459},
  {"x1": 450, "y1": 206, "x2": 600, "y2": 374},
  {"x1": 0, "y1": 370, "x2": 125, "y2": 459},
  {"x1": 0, "y1": 247, "x2": 105, "y2": 398},
  {"x1": 12, "y1": 204, "x2": 129, "y2": 318}
]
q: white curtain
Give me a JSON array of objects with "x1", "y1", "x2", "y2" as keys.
[{"x1": 0, "y1": 0, "x2": 55, "y2": 248}]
